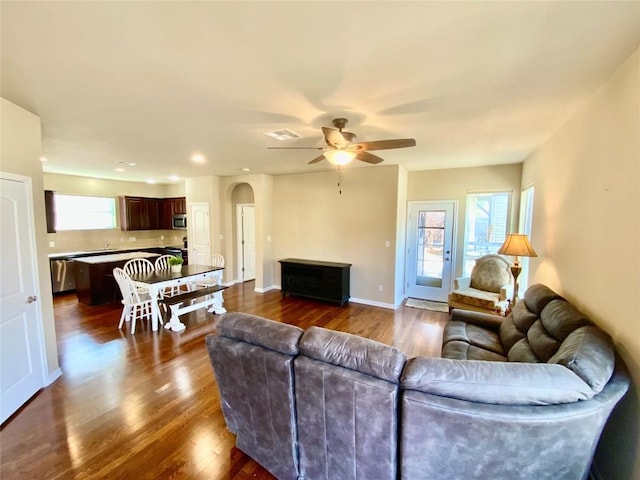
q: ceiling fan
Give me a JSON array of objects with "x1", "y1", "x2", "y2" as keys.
[{"x1": 268, "y1": 118, "x2": 416, "y2": 166}]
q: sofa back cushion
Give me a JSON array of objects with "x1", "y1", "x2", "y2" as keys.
[
  {"x1": 549, "y1": 326, "x2": 615, "y2": 393},
  {"x1": 296, "y1": 327, "x2": 406, "y2": 480},
  {"x1": 498, "y1": 285, "x2": 616, "y2": 393},
  {"x1": 216, "y1": 311, "x2": 303, "y2": 355},
  {"x1": 299, "y1": 326, "x2": 406, "y2": 383},
  {"x1": 205, "y1": 313, "x2": 304, "y2": 480}
]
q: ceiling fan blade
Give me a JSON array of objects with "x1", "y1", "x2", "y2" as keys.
[
  {"x1": 267, "y1": 147, "x2": 324, "y2": 150},
  {"x1": 322, "y1": 127, "x2": 349, "y2": 149},
  {"x1": 355, "y1": 138, "x2": 416, "y2": 151},
  {"x1": 356, "y1": 151, "x2": 384, "y2": 164},
  {"x1": 307, "y1": 155, "x2": 326, "y2": 164}
]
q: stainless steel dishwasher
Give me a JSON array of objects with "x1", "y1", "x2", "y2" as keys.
[{"x1": 50, "y1": 258, "x2": 76, "y2": 293}]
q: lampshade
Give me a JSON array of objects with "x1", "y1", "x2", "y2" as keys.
[
  {"x1": 498, "y1": 234, "x2": 538, "y2": 257},
  {"x1": 324, "y1": 149, "x2": 355, "y2": 166}
]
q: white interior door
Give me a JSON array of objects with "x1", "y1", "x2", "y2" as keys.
[
  {"x1": 189, "y1": 203, "x2": 210, "y2": 266},
  {"x1": 236, "y1": 204, "x2": 256, "y2": 281},
  {"x1": 1, "y1": 174, "x2": 46, "y2": 424},
  {"x1": 406, "y1": 201, "x2": 455, "y2": 302}
]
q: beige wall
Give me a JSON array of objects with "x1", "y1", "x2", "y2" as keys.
[
  {"x1": 44, "y1": 173, "x2": 186, "y2": 253},
  {"x1": 0, "y1": 98, "x2": 60, "y2": 380},
  {"x1": 522, "y1": 48, "x2": 640, "y2": 479},
  {"x1": 407, "y1": 163, "x2": 523, "y2": 280},
  {"x1": 272, "y1": 166, "x2": 400, "y2": 306}
]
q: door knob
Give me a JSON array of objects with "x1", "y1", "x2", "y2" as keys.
[{"x1": 26, "y1": 295, "x2": 37, "y2": 304}]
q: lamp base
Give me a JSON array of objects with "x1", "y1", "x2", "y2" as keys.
[{"x1": 510, "y1": 264, "x2": 522, "y2": 306}]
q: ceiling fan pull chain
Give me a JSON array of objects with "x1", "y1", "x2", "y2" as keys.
[{"x1": 337, "y1": 167, "x2": 342, "y2": 195}]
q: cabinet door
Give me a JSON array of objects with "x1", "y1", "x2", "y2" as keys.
[
  {"x1": 174, "y1": 197, "x2": 186, "y2": 214},
  {"x1": 143, "y1": 198, "x2": 160, "y2": 230},
  {"x1": 159, "y1": 199, "x2": 176, "y2": 229},
  {"x1": 120, "y1": 196, "x2": 144, "y2": 230},
  {"x1": 44, "y1": 190, "x2": 56, "y2": 233}
]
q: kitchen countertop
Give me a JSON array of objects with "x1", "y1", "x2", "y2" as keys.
[
  {"x1": 73, "y1": 251, "x2": 160, "y2": 264},
  {"x1": 48, "y1": 246, "x2": 184, "y2": 260}
]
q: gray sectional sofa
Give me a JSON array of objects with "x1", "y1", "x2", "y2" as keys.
[{"x1": 205, "y1": 284, "x2": 629, "y2": 480}]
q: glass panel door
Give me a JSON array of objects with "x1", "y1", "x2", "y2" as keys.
[{"x1": 406, "y1": 201, "x2": 455, "y2": 302}]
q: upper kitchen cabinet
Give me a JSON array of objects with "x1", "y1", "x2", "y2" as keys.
[
  {"x1": 45, "y1": 190, "x2": 56, "y2": 233},
  {"x1": 119, "y1": 196, "x2": 186, "y2": 231},
  {"x1": 158, "y1": 197, "x2": 187, "y2": 229}
]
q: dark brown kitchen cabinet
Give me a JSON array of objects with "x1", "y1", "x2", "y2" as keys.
[
  {"x1": 158, "y1": 197, "x2": 187, "y2": 229},
  {"x1": 44, "y1": 190, "x2": 56, "y2": 233},
  {"x1": 119, "y1": 196, "x2": 159, "y2": 230},
  {"x1": 120, "y1": 196, "x2": 186, "y2": 231}
]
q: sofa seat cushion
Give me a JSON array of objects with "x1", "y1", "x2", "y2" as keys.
[
  {"x1": 449, "y1": 288, "x2": 502, "y2": 311},
  {"x1": 443, "y1": 320, "x2": 505, "y2": 355},
  {"x1": 442, "y1": 340, "x2": 507, "y2": 362}
]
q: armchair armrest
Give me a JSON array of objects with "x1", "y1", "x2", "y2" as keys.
[
  {"x1": 450, "y1": 309, "x2": 504, "y2": 330},
  {"x1": 499, "y1": 283, "x2": 513, "y2": 301},
  {"x1": 453, "y1": 277, "x2": 471, "y2": 290},
  {"x1": 401, "y1": 357, "x2": 593, "y2": 405}
]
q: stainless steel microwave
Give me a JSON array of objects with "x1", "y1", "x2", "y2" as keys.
[{"x1": 172, "y1": 214, "x2": 187, "y2": 229}]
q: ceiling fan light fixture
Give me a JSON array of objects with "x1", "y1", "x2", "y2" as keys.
[{"x1": 325, "y1": 150, "x2": 355, "y2": 166}]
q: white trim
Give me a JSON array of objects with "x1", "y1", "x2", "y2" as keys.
[
  {"x1": 46, "y1": 368, "x2": 63, "y2": 386},
  {"x1": 0, "y1": 171, "x2": 49, "y2": 408},
  {"x1": 255, "y1": 284, "x2": 278, "y2": 293},
  {"x1": 349, "y1": 297, "x2": 397, "y2": 309}
]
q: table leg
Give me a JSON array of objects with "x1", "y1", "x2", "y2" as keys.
[
  {"x1": 165, "y1": 303, "x2": 186, "y2": 332},
  {"x1": 149, "y1": 286, "x2": 161, "y2": 332}
]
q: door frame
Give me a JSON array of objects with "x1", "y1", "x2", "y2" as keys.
[
  {"x1": 235, "y1": 203, "x2": 255, "y2": 282},
  {"x1": 1, "y1": 171, "x2": 48, "y2": 423},
  {"x1": 405, "y1": 200, "x2": 458, "y2": 302}
]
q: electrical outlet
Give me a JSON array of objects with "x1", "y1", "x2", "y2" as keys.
[
  {"x1": 49, "y1": 241, "x2": 55, "y2": 248},
  {"x1": 160, "y1": 235, "x2": 164, "y2": 240},
  {"x1": 378, "y1": 284, "x2": 384, "y2": 292},
  {"x1": 385, "y1": 240, "x2": 390, "y2": 248}
]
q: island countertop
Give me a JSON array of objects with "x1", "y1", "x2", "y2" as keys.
[{"x1": 73, "y1": 251, "x2": 160, "y2": 265}]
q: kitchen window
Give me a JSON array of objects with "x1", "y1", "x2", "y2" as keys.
[{"x1": 54, "y1": 194, "x2": 116, "y2": 231}]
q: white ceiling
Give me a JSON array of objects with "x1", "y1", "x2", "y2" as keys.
[{"x1": 2, "y1": 1, "x2": 639, "y2": 184}]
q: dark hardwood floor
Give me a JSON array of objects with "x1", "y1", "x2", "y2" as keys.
[{"x1": 0, "y1": 282, "x2": 447, "y2": 479}]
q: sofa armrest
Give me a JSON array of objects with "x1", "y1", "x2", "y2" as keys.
[
  {"x1": 450, "y1": 309, "x2": 504, "y2": 330},
  {"x1": 401, "y1": 357, "x2": 593, "y2": 405},
  {"x1": 453, "y1": 277, "x2": 471, "y2": 290}
]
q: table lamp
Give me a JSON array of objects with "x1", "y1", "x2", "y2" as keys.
[{"x1": 497, "y1": 233, "x2": 537, "y2": 306}]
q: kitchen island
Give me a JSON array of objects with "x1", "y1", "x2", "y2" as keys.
[{"x1": 74, "y1": 251, "x2": 159, "y2": 305}]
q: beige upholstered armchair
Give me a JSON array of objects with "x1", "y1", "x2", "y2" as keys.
[{"x1": 448, "y1": 254, "x2": 513, "y2": 315}]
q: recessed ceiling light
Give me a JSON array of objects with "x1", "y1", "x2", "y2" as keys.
[
  {"x1": 168, "y1": 175, "x2": 180, "y2": 181},
  {"x1": 264, "y1": 129, "x2": 301, "y2": 141},
  {"x1": 115, "y1": 167, "x2": 125, "y2": 172},
  {"x1": 39, "y1": 157, "x2": 47, "y2": 162},
  {"x1": 241, "y1": 167, "x2": 251, "y2": 172},
  {"x1": 146, "y1": 179, "x2": 156, "y2": 184},
  {"x1": 191, "y1": 153, "x2": 206, "y2": 164},
  {"x1": 128, "y1": 163, "x2": 137, "y2": 166}
]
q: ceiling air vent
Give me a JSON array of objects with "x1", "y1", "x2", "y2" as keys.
[{"x1": 264, "y1": 129, "x2": 301, "y2": 141}]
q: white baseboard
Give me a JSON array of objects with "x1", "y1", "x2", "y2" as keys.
[
  {"x1": 349, "y1": 297, "x2": 397, "y2": 309},
  {"x1": 255, "y1": 285, "x2": 278, "y2": 293},
  {"x1": 46, "y1": 368, "x2": 62, "y2": 386}
]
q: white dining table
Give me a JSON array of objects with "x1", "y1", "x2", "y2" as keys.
[{"x1": 128, "y1": 264, "x2": 225, "y2": 332}]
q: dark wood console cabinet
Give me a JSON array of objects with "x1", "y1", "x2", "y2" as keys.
[{"x1": 279, "y1": 258, "x2": 351, "y2": 305}]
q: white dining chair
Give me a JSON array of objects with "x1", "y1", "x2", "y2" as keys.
[
  {"x1": 154, "y1": 254, "x2": 182, "y2": 296},
  {"x1": 123, "y1": 257, "x2": 155, "y2": 296},
  {"x1": 113, "y1": 267, "x2": 157, "y2": 334}
]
